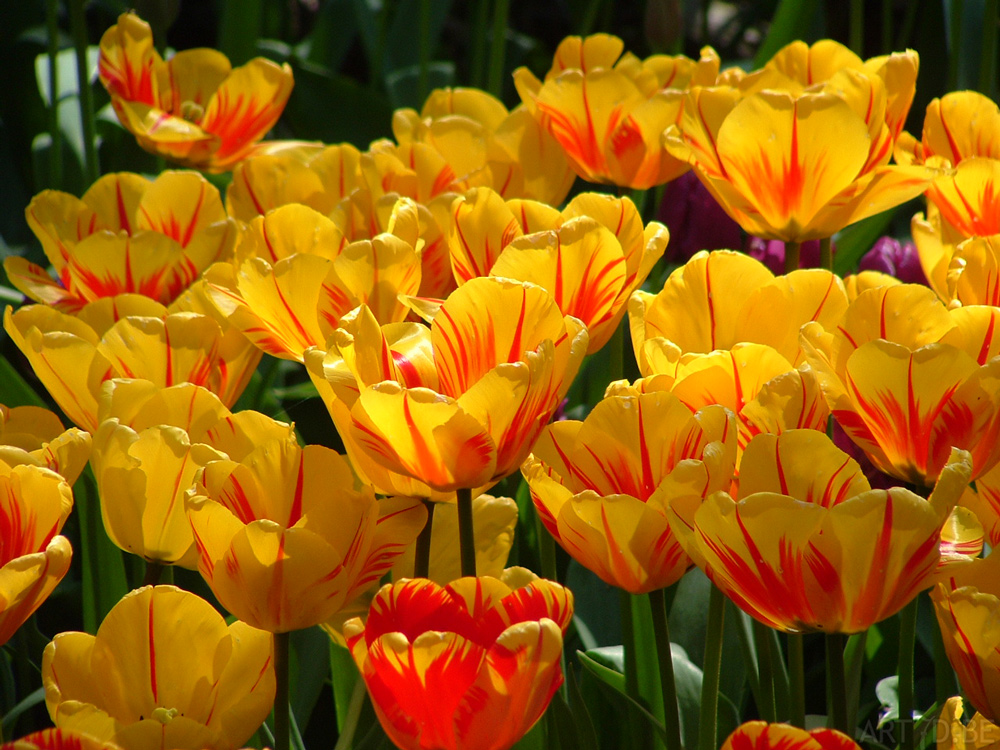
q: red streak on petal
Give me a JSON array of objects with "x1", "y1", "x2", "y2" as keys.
[{"x1": 148, "y1": 595, "x2": 159, "y2": 704}]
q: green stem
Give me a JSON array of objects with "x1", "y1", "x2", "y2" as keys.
[
  {"x1": 882, "y1": 0, "x2": 893, "y2": 55},
  {"x1": 68, "y1": 0, "x2": 99, "y2": 186},
  {"x1": 845, "y1": 630, "x2": 868, "y2": 733},
  {"x1": 273, "y1": 631, "x2": 291, "y2": 750},
  {"x1": 753, "y1": 620, "x2": 776, "y2": 722},
  {"x1": 417, "y1": 0, "x2": 431, "y2": 105},
  {"x1": 850, "y1": 0, "x2": 864, "y2": 55},
  {"x1": 732, "y1": 606, "x2": 762, "y2": 712},
  {"x1": 649, "y1": 589, "x2": 683, "y2": 750},
  {"x1": 819, "y1": 236, "x2": 833, "y2": 271},
  {"x1": 413, "y1": 500, "x2": 435, "y2": 578},
  {"x1": 897, "y1": 599, "x2": 918, "y2": 750},
  {"x1": 46, "y1": 0, "x2": 62, "y2": 190},
  {"x1": 621, "y1": 590, "x2": 640, "y2": 699},
  {"x1": 535, "y1": 511, "x2": 559, "y2": 583},
  {"x1": 142, "y1": 561, "x2": 165, "y2": 588},
  {"x1": 332, "y1": 676, "x2": 367, "y2": 750},
  {"x1": 469, "y1": 0, "x2": 490, "y2": 88},
  {"x1": 608, "y1": 312, "x2": 625, "y2": 384},
  {"x1": 699, "y1": 585, "x2": 726, "y2": 750},
  {"x1": 487, "y1": 0, "x2": 510, "y2": 99},
  {"x1": 788, "y1": 634, "x2": 805, "y2": 728},
  {"x1": 980, "y1": 0, "x2": 998, "y2": 100},
  {"x1": 784, "y1": 241, "x2": 801, "y2": 275},
  {"x1": 826, "y1": 632, "x2": 848, "y2": 734},
  {"x1": 932, "y1": 607, "x2": 958, "y2": 704},
  {"x1": 457, "y1": 487, "x2": 476, "y2": 577},
  {"x1": 949, "y1": 0, "x2": 964, "y2": 90}
]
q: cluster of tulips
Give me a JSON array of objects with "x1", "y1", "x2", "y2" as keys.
[{"x1": 5, "y1": 9, "x2": 1000, "y2": 750}]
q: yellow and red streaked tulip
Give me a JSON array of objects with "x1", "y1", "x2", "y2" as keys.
[
  {"x1": 947, "y1": 235, "x2": 1000, "y2": 307},
  {"x1": 629, "y1": 250, "x2": 848, "y2": 369},
  {"x1": 448, "y1": 188, "x2": 668, "y2": 353},
  {"x1": 0, "y1": 728, "x2": 123, "y2": 750},
  {"x1": 0, "y1": 404, "x2": 91, "y2": 484},
  {"x1": 226, "y1": 143, "x2": 363, "y2": 222},
  {"x1": 720, "y1": 722, "x2": 861, "y2": 750},
  {"x1": 522, "y1": 389, "x2": 736, "y2": 594},
  {"x1": 895, "y1": 91, "x2": 1000, "y2": 167},
  {"x1": 841, "y1": 269, "x2": 902, "y2": 301},
  {"x1": 933, "y1": 550, "x2": 1000, "y2": 723},
  {"x1": 91, "y1": 380, "x2": 293, "y2": 568},
  {"x1": 0, "y1": 462, "x2": 73, "y2": 647},
  {"x1": 305, "y1": 276, "x2": 588, "y2": 495},
  {"x1": 8, "y1": 172, "x2": 234, "y2": 313},
  {"x1": 392, "y1": 493, "x2": 518, "y2": 584},
  {"x1": 936, "y1": 696, "x2": 1000, "y2": 750},
  {"x1": 4, "y1": 293, "x2": 261, "y2": 433},
  {"x1": 671, "y1": 430, "x2": 972, "y2": 633},
  {"x1": 42, "y1": 585, "x2": 274, "y2": 750},
  {"x1": 801, "y1": 284, "x2": 1000, "y2": 486},
  {"x1": 937, "y1": 506, "x2": 984, "y2": 576},
  {"x1": 664, "y1": 74, "x2": 937, "y2": 243},
  {"x1": 205, "y1": 202, "x2": 422, "y2": 362},
  {"x1": 344, "y1": 570, "x2": 573, "y2": 750},
  {"x1": 98, "y1": 13, "x2": 293, "y2": 172},
  {"x1": 186, "y1": 430, "x2": 426, "y2": 633},
  {"x1": 515, "y1": 34, "x2": 720, "y2": 189}
]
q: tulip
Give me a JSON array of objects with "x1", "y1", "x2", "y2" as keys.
[
  {"x1": 186, "y1": 428, "x2": 426, "y2": 633},
  {"x1": 947, "y1": 235, "x2": 1000, "y2": 307},
  {"x1": 935, "y1": 696, "x2": 1000, "y2": 750},
  {"x1": 43, "y1": 585, "x2": 275, "y2": 750},
  {"x1": 670, "y1": 430, "x2": 972, "y2": 633},
  {"x1": 720, "y1": 722, "x2": 862, "y2": 750},
  {"x1": 344, "y1": 570, "x2": 573, "y2": 750},
  {"x1": 800, "y1": 284, "x2": 1000, "y2": 486},
  {"x1": 0, "y1": 404, "x2": 91, "y2": 484},
  {"x1": 98, "y1": 13, "x2": 293, "y2": 171},
  {"x1": 745, "y1": 237, "x2": 826, "y2": 275},
  {"x1": 515, "y1": 34, "x2": 720, "y2": 188},
  {"x1": 522, "y1": 388, "x2": 736, "y2": 593},
  {"x1": 8, "y1": 172, "x2": 234, "y2": 313},
  {"x1": 0, "y1": 729, "x2": 123, "y2": 750},
  {"x1": 858, "y1": 236, "x2": 928, "y2": 285},
  {"x1": 0, "y1": 462, "x2": 73, "y2": 647},
  {"x1": 895, "y1": 90, "x2": 1000, "y2": 167},
  {"x1": 306, "y1": 277, "x2": 588, "y2": 496}
]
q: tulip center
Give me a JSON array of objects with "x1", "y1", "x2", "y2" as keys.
[
  {"x1": 179, "y1": 100, "x2": 204, "y2": 123},
  {"x1": 151, "y1": 707, "x2": 180, "y2": 724}
]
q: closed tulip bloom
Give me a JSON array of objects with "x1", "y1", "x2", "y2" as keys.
[
  {"x1": 801, "y1": 284, "x2": 1000, "y2": 486},
  {"x1": 10, "y1": 172, "x2": 234, "y2": 313},
  {"x1": 0, "y1": 728, "x2": 123, "y2": 750},
  {"x1": 43, "y1": 585, "x2": 274, "y2": 750},
  {"x1": 671, "y1": 430, "x2": 972, "y2": 633},
  {"x1": 205, "y1": 202, "x2": 421, "y2": 362},
  {"x1": 0, "y1": 404, "x2": 91, "y2": 484},
  {"x1": 933, "y1": 551, "x2": 1000, "y2": 723},
  {"x1": 895, "y1": 91, "x2": 1000, "y2": 167},
  {"x1": 664, "y1": 71, "x2": 936, "y2": 242},
  {"x1": 91, "y1": 380, "x2": 292, "y2": 567},
  {"x1": 344, "y1": 570, "x2": 573, "y2": 750},
  {"x1": 721, "y1": 722, "x2": 861, "y2": 750},
  {"x1": 523, "y1": 389, "x2": 735, "y2": 593},
  {"x1": 305, "y1": 276, "x2": 588, "y2": 495},
  {"x1": 0, "y1": 462, "x2": 73, "y2": 647},
  {"x1": 186, "y1": 430, "x2": 426, "y2": 632},
  {"x1": 98, "y1": 13, "x2": 293, "y2": 171}
]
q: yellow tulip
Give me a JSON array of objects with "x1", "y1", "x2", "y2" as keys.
[
  {"x1": 305, "y1": 277, "x2": 588, "y2": 495},
  {"x1": 720, "y1": 722, "x2": 862, "y2": 750},
  {"x1": 0, "y1": 729, "x2": 123, "y2": 750},
  {"x1": 344, "y1": 570, "x2": 573, "y2": 750},
  {"x1": 186, "y1": 429, "x2": 426, "y2": 632},
  {"x1": 0, "y1": 462, "x2": 73, "y2": 647},
  {"x1": 43, "y1": 585, "x2": 274, "y2": 750},
  {"x1": 895, "y1": 91, "x2": 1000, "y2": 167},
  {"x1": 0, "y1": 404, "x2": 91, "y2": 484},
  {"x1": 522, "y1": 389, "x2": 736, "y2": 593},
  {"x1": 515, "y1": 33, "x2": 720, "y2": 188},
  {"x1": 670, "y1": 430, "x2": 971, "y2": 633},
  {"x1": 801, "y1": 284, "x2": 1000, "y2": 486},
  {"x1": 9, "y1": 172, "x2": 234, "y2": 312},
  {"x1": 947, "y1": 235, "x2": 1000, "y2": 307},
  {"x1": 935, "y1": 696, "x2": 1000, "y2": 750},
  {"x1": 98, "y1": 13, "x2": 293, "y2": 171}
]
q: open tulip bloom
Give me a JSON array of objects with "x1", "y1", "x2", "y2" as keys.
[
  {"x1": 98, "y1": 13, "x2": 294, "y2": 171},
  {"x1": 344, "y1": 570, "x2": 573, "y2": 750},
  {"x1": 670, "y1": 430, "x2": 972, "y2": 633},
  {"x1": 0, "y1": 404, "x2": 91, "y2": 485}
]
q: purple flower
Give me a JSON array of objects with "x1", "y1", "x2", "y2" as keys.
[
  {"x1": 858, "y1": 237, "x2": 929, "y2": 285},
  {"x1": 658, "y1": 172, "x2": 742, "y2": 262},
  {"x1": 744, "y1": 237, "x2": 828, "y2": 275}
]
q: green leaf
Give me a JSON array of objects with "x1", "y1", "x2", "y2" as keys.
[
  {"x1": 299, "y1": 0, "x2": 359, "y2": 71},
  {"x1": 218, "y1": 0, "x2": 263, "y2": 66},
  {"x1": 875, "y1": 675, "x2": 899, "y2": 726},
  {"x1": 753, "y1": 0, "x2": 825, "y2": 68},
  {"x1": 0, "y1": 687, "x2": 45, "y2": 732},
  {"x1": 330, "y1": 640, "x2": 361, "y2": 734},
  {"x1": 0, "y1": 355, "x2": 46, "y2": 409},
  {"x1": 290, "y1": 626, "x2": 331, "y2": 734},
  {"x1": 34, "y1": 46, "x2": 100, "y2": 107},
  {"x1": 384, "y1": 62, "x2": 456, "y2": 109},
  {"x1": 75, "y1": 467, "x2": 129, "y2": 633},
  {"x1": 383, "y1": 0, "x2": 455, "y2": 73},
  {"x1": 832, "y1": 208, "x2": 898, "y2": 276}
]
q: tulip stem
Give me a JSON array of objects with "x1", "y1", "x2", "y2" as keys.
[
  {"x1": 819, "y1": 237, "x2": 833, "y2": 271},
  {"x1": 753, "y1": 619, "x2": 777, "y2": 722},
  {"x1": 68, "y1": 0, "x2": 99, "y2": 186},
  {"x1": 788, "y1": 633, "x2": 805, "y2": 728},
  {"x1": 413, "y1": 499, "x2": 436, "y2": 578},
  {"x1": 457, "y1": 487, "x2": 476, "y2": 577},
  {"x1": 784, "y1": 241, "x2": 801, "y2": 275},
  {"x1": 826, "y1": 632, "x2": 849, "y2": 734},
  {"x1": 273, "y1": 631, "x2": 291, "y2": 750},
  {"x1": 142, "y1": 562, "x2": 165, "y2": 587},
  {"x1": 620, "y1": 590, "x2": 640, "y2": 698},
  {"x1": 649, "y1": 588, "x2": 683, "y2": 750},
  {"x1": 418, "y1": 0, "x2": 431, "y2": 104},
  {"x1": 487, "y1": 0, "x2": 510, "y2": 98},
  {"x1": 897, "y1": 598, "x2": 918, "y2": 750},
  {"x1": 849, "y1": 0, "x2": 864, "y2": 55},
  {"x1": 45, "y1": 0, "x2": 62, "y2": 190},
  {"x1": 699, "y1": 584, "x2": 726, "y2": 750}
]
